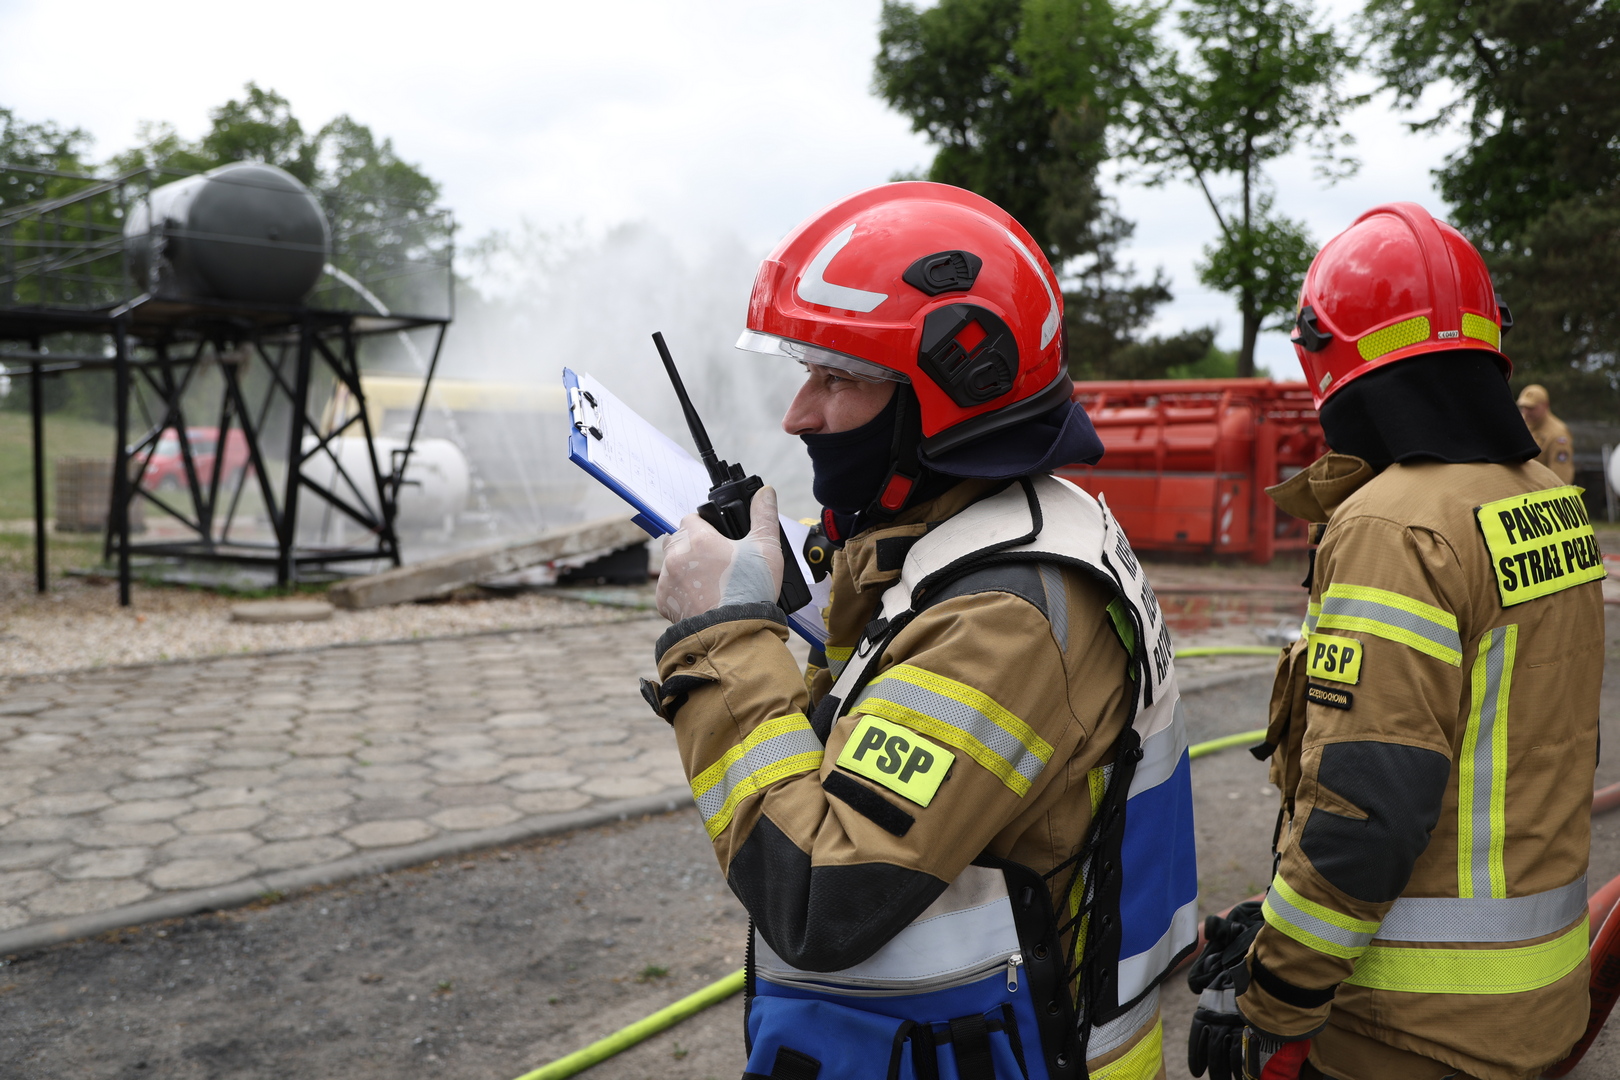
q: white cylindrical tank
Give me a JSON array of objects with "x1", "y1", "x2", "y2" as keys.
[
  {"x1": 299, "y1": 436, "x2": 469, "y2": 542},
  {"x1": 1607, "y1": 444, "x2": 1620, "y2": 502}
]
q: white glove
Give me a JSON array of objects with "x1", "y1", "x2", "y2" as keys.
[{"x1": 656, "y1": 486, "x2": 785, "y2": 623}]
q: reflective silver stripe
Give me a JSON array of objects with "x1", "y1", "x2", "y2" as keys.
[
  {"x1": 1301, "y1": 601, "x2": 1321, "y2": 636},
  {"x1": 825, "y1": 646, "x2": 854, "y2": 680},
  {"x1": 852, "y1": 672, "x2": 1047, "y2": 790},
  {"x1": 1038, "y1": 563, "x2": 1069, "y2": 652},
  {"x1": 691, "y1": 718, "x2": 823, "y2": 837},
  {"x1": 1263, "y1": 885, "x2": 1377, "y2": 958},
  {"x1": 1089, "y1": 986, "x2": 1159, "y2": 1058},
  {"x1": 1379, "y1": 876, "x2": 1589, "y2": 943},
  {"x1": 1318, "y1": 593, "x2": 1463, "y2": 661}
]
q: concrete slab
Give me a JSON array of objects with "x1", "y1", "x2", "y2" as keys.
[{"x1": 229, "y1": 600, "x2": 335, "y2": 625}]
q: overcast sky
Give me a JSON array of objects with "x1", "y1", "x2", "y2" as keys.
[{"x1": 0, "y1": 0, "x2": 1465, "y2": 375}]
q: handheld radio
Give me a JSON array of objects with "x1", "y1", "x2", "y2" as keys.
[{"x1": 652, "y1": 332, "x2": 812, "y2": 613}]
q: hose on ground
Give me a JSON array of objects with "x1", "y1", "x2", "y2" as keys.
[{"x1": 511, "y1": 968, "x2": 746, "y2": 1080}]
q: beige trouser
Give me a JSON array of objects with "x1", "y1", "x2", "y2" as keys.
[{"x1": 1302, "y1": 1023, "x2": 1488, "y2": 1080}]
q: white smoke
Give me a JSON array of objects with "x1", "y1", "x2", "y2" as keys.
[{"x1": 445, "y1": 221, "x2": 816, "y2": 533}]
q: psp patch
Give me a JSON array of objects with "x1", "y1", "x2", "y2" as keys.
[
  {"x1": 1306, "y1": 683, "x2": 1354, "y2": 711},
  {"x1": 1475, "y1": 485, "x2": 1606, "y2": 607},
  {"x1": 1305, "y1": 633, "x2": 1363, "y2": 685},
  {"x1": 836, "y1": 714, "x2": 954, "y2": 807}
]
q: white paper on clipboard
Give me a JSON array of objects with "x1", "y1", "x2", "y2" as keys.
[{"x1": 565, "y1": 369, "x2": 831, "y2": 647}]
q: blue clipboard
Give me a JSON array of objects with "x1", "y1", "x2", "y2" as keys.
[{"x1": 565, "y1": 367, "x2": 674, "y2": 536}]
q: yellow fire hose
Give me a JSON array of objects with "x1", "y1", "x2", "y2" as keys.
[{"x1": 511, "y1": 651, "x2": 1277, "y2": 1080}]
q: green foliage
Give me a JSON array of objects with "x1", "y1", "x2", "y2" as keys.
[
  {"x1": 1, "y1": 107, "x2": 96, "y2": 212},
  {"x1": 875, "y1": 0, "x2": 1209, "y2": 378},
  {"x1": 1362, "y1": 0, "x2": 1620, "y2": 419},
  {"x1": 1129, "y1": 0, "x2": 1362, "y2": 375},
  {"x1": 1194, "y1": 196, "x2": 1317, "y2": 331}
]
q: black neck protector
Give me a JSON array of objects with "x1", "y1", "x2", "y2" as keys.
[{"x1": 1318, "y1": 350, "x2": 1540, "y2": 470}]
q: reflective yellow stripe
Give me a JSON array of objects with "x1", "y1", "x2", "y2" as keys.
[
  {"x1": 1357, "y1": 315, "x2": 1431, "y2": 361},
  {"x1": 853, "y1": 664, "x2": 1053, "y2": 796},
  {"x1": 1318, "y1": 583, "x2": 1462, "y2": 666},
  {"x1": 690, "y1": 713, "x2": 822, "y2": 839},
  {"x1": 1345, "y1": 917, "x2": 1589, "y2": 994},
  {"x1": 1069, "y1": 763, "x2": 1113, "y2": 966},
  {"x1": 1461, "y1": 312, "x2": 1500, "y2": 349},
  {"x1": 1300, "y1": 600, "x2": 1321, "y2": 637},
  {"x1": 1459, "y1": 625, "x2": 1516, "y2": 899},
  {"x1": 1091, "y1": 1017, "x2": 1163, "y2": 1080},
  {"x1": 824, "y1": 645, "x2": 854, "y2": 679},
  {"x1": 1262, "y1": 874, "x2": 1381, "y2": 960},
  {"x1": 1106, "y1": 598, "x2": 1136, "y2": 655}
]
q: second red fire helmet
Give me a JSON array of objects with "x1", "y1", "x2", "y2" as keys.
[{"x1": 1291, "y1": 201, "x2": 1512, "y2": 409}]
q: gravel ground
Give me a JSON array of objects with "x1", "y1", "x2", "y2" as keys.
[
  {"x1": 0, "y1": 570, "x2": 639, "y2": 678},
  {"x1": 1, "y1": 812, "x2": 753, "y2": 1080}
]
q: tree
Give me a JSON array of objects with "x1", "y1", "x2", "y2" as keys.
[
  {"x1": 1128, "y1": 0, "x2": 1363, "y2": 376},
  {"x1": 1, "y1": 107, "x2": 95, "y2": 213},
  {"x1": 112, "y1": 84, "x2": 447, "y2": 313},
  {"x1": 1362, "y1": 0, "x2": 1620, "y2": 418},
  {"x1": 874, "y1": 0, "x2": 1214, "y2": 377}
]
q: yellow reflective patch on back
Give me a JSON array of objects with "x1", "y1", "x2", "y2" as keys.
[
  {"x1": 836, "y1": 715, "x2": 955, "y2": 807},
  {"x1": 1305, "y1": 633, "x2": 1363, "y2": 684},
  {"x1": 1475, "y1": 486, "x2": 1606, "y2": 607}
]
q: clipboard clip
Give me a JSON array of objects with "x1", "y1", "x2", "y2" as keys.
[{"x1": 569, "y1": 386, "x2": 603, "y2": 440}]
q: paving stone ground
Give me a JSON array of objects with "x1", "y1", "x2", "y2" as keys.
[{"x1": 0, "y1": 615, "x2": 690, "y2": 934}]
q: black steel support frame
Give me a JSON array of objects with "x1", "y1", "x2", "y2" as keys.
[
  {"x1": 108, "y1": 317, "x2": 451, "y2": 594},
  {"x1": 5, "y1": 314, "x2": 448, "y2": 604}
]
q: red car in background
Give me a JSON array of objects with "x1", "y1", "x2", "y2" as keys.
[{"x1": 141, "y1": 427, "x2": 252, "y2": 492}]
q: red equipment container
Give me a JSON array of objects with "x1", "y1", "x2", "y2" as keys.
[{"x1": 1057, "y1": 379, "x2": 1328, "y2": 563}]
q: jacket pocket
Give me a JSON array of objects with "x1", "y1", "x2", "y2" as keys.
[{"x1": 1263, "y1": 638, "x2": 1310, "y2": 804}]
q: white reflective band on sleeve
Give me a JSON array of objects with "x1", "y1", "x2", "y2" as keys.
[
  {"x1": 1379, "y1": 875, "x2": 1589, "y2": 943},
  {"x1": 1318, "y1": 584, "x2": 1463, "y2": 666},
  {"x1": 690, "y1": 713, "x2": 823, "y2": 839},
  {"x1": 851, "y1": 665, "x2": 1053, "y2": 796},
  {"x1": 1263, "y1": 877, "x2": 1379, "y2": 960}
]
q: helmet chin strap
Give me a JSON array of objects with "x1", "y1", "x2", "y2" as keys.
[{"x1": 820, "y1": 384, "x2": 926, "y2": 544}]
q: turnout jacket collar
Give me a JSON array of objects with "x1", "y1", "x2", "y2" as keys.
[
  {"x1": 1264, "y1": 453, "x2": 1376, "y2": 525},
  {"x1": 837, "y1": 478, "x2": 1000, "y2": 594}
]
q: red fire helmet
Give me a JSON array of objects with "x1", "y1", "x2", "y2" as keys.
[
  {"x1": 1291, "y1": 201, "x2": 1512, "y2": 409},
  {"x1": 738, "y1": 182, "x2": 1071, "y2": 453}
]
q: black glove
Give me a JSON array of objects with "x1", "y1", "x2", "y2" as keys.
[{"x1": 1186, "y1": 901, "x2": 1264, "y2": 1080}]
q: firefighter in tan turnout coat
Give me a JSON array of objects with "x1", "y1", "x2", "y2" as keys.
[
  {"x1": 644, "y1": 184, "x2": 1200, "y2": 1080},
  {"x1": 1184, "y1": 202, "x2": 1605, "y2": 1080}
]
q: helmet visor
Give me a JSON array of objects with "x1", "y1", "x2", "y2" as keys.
[{"x1": 735, "y1": 330, "x2": 908, "y2": 384}]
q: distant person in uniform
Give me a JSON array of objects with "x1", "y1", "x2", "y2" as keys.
[{"x1": 1517, "y1": 383, "x2": 1575, "y2": 482}]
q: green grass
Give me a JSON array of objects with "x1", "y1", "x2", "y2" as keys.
[
  {"x1": 0, "y1": 529, "x2": 106, "y2": 577},
  {"x1": 0, "y1": 410, "x2": 119, "y2": 521}
]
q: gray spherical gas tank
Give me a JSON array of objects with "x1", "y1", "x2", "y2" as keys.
[{"x1": 126, "y1": 162, "x2": 331, "y2": 305}]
